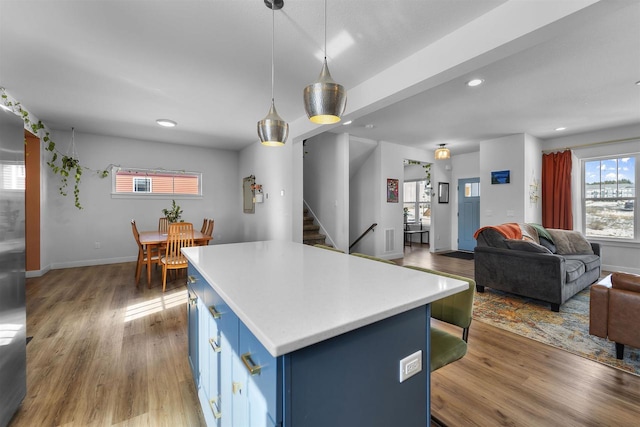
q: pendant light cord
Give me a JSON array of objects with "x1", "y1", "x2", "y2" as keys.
[
  {"x1": 323, "y1": 0, "x2": 327, "y2": 61},
  {"x1": 271, "y1": 2, "x2": 275, "y2": 103}
]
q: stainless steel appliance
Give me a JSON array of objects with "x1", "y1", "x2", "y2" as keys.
[{"x1": 0, "y1": 109, "x2": 26, "y2": 427}]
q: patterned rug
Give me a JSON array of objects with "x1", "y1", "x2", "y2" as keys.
[{"x1": 473, "y1": 287, "x2": 640, "y2": 376}]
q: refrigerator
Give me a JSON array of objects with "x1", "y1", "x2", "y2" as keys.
[{"x1": 0, "y1": 108, "x2": 26, "y2": 427}]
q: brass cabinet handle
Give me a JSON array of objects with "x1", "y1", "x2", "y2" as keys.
[
  {"x1": 209, "y1": 337, "x2": 221, "y2": 353},
  {"x1": 208, "y1": 397, "x2": 222, "y2": 419},
  {"x1": 241, "y1": 352, "x2": 261, "y2": 376},
  {"x1": 208, "y1": 305, "x2": 221, "y2": 319},
  {"x1": 187, "y1": 275, "x2": 197, "y2": 284},
  {"x1": 188, "y1": 296, "x2": 197, "y2": 306}
]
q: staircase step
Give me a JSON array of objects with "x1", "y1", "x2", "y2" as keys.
[{"x1": 303, "y1": 224, "x2": 320, "y2": 232}]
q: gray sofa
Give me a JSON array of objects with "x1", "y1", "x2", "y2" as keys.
[{"x1": 474, "y1": 223, "x2": 601, "y2": 311}]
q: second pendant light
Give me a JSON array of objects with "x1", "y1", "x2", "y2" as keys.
[{"x1": 303, "y1": 0, "x2": 347, "y2": 124}]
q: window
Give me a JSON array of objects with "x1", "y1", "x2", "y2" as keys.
[
  {"x1": 1, "y1": 163, "x2": 25, "y2": 190},
  {"x1": 403, "y1": 179, "x2": 431, "y2": 224},
  {"x1": 112, "y1": 167, "x2": 202, "y2": 197},
  {"x1": 583, "y1": 155, "x2": 636, "y2": 239},
  {"x1": 133, "y1": 177, "x2": 151, "y2": 193}
]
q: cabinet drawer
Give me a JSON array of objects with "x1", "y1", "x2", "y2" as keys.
[{"x1": 187, "y1": 266, "x2": 205, "y2": 299}]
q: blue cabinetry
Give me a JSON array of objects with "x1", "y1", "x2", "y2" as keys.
[
  {"x1": 188, "y1": 262, "x2": 431, "y2": 427},
  {"x1": 189, "y1": 266, "x2": 279, "y2": 427}
]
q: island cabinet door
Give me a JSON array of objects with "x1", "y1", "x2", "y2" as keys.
[
  {"x1": 231, "y1": 323, "x2": 280, "y2": 427},
  {"x1": 186, "y1": 281, "x2": 199, "y2": 386}
]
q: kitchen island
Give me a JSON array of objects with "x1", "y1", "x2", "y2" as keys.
[{"x1": 183, "y1": 241, "x2": 466, "y2": 427}]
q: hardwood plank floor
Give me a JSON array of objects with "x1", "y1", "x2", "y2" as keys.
[
  {"x1": 394, "y1": 245, "x2": 640, "y2": 427},
  {"x1": 10, "y1": 246, "x2": 640, "y2": 426},
  {"x1": 10, "y1": 263, "x2": 205, "y2": 427}
]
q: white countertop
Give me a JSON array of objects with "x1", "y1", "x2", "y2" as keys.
[{"x1": 183, "y1": 241, "x2": 467, "y2": 357}]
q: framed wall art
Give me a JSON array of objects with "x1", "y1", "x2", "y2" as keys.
[
  {"x1": 387, "y1": 178, "x2": 399, "y2": 203},
  {"x1": 438, "y1": 182, "x2": 449, "y2": 204}
]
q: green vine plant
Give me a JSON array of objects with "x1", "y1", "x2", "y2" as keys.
[{"x1": 2, "y1": 87, "x2": 111, "y2": 209}]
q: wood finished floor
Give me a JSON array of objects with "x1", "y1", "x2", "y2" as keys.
[{"x1": 10, "y1": 245, "x2": 640, "y2": 426}]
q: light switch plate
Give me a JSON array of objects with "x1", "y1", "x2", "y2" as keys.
[{"x1": 399, "y1": 350, "x2": 422, "y2": 383}]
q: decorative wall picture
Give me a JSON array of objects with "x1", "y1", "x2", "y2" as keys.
[
  {"x1": 438, "y1": 182, "x2": 449, "y2": 204},
  {"x1": 387, "y1": 178, "x2": 399, "y2": 203},
  {"x1": 243, "y1": 175, "x2": 255, "y2": 213},
  {"x1": 491, "y1": 170, "x2": 511, "y2": 184}
]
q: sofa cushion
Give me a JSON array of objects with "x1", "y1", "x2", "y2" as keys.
[
  {"x1": 565, "y1": 259, "x2": 586, "y2": 283},
  {"x1": 476, "y1": 228, "x2": 509, "y2": 248},
  {"x1": 547, "y1": 229, "x2": 594, "y2": 255},
  {"x1": 520, "y1": 223, "x2": 539, "y2": 243},
  {"x1": 528, "y1": 223, "x2": 554, "y2": 243},
  {"x1": 563, "y1": 254, "x2": 600, "y2": 272},
  {"x1": 505, "y1": 239, "x2": 552, "y2": 254},
  {"x1": 538, "y1": 236, "x2": 557, "y2": 253}
]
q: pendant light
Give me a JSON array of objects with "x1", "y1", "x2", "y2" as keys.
[
  {"x1": 257, "y1": 0, "x2": 288, "y2": 146},
  {"x1": 435, "y1": 144, "x2": 450, "y2": 160},
  {"x1": 303, "y1": 0, "x2": 346, "y2": 124}
]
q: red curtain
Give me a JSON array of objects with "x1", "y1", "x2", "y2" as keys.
[{"x1": 542, "y1": 150, "x2": 573, "y2": 230}]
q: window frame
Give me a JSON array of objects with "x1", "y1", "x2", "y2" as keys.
[
  {"x1": 111, "y1": 166, "x2": 203, "y2": 200},
  {"x1": 581, "y1": 154, "x2": 637, "y2": 242},
  {"x1": 403, "y1": 178, "x2": 431, "y2": 225}
]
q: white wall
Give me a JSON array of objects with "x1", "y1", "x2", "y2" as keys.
[
  {"x1": 479, "y1": 134, "x2": 527, "y2": 226},
  {"x1": 238, "y1": 140, "x2": 293, "y2": 243},
  {"x1": 523, "y1": 134, "x2": 542, "y2": 223},
  {"x1": 349, "y1": 144, "x2": 379, "y2": 255},
  {"x1": 303, "y1": 133, "x2": 349, "y2": 250},
  {"x1": 542, "y1": 123, "x2": 640, "y2": 274},
  {"x1": 41, "y1": 130, "x2": 240, "y2": 272}
]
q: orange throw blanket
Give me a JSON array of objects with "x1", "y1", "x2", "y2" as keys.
[{"x1": 473, "y1": 223, "x2": 522, "y2": 240}]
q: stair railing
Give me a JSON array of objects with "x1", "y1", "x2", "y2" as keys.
[{"x1": 349, "y1": 223, "x2": 377, "y2": 252}]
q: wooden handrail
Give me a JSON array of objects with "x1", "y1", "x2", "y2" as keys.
[{"x1": 349, "y1": 223, "x2": 377, "y2": 252}]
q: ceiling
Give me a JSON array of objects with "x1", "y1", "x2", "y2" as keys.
[{"x1": 1, "y1": 1, "x2": 639, "y2": 155}]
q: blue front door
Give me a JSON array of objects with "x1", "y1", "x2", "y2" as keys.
[{"x1": 457, "y1": 178, "x2": 480, "y2": 251}]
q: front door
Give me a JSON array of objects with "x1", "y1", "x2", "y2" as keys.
[{"x1": 457, "y1": 178, "x2": 480, "y2": 252}]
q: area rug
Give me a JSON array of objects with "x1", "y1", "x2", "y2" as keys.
[
  {"x1": 439, "y1": 251, "x2": 474, "y2": 260},
  {"x1": 473, "y1": 287, "x2": 640, "y2": 376}
]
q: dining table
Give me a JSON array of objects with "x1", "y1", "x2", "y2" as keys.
[{"x1": 138, "y1": 230, "x2": 212, "y2": 287}]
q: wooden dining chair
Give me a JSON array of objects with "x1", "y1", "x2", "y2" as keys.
[
  {"x1": 158, "y1": 217, "x2": 169, "y2": 234},
  {"x1": 197, "y1": 218, "x2": 214, "y2": 246},
  {"x1": 200, "y1": 218, "x2": 209, "y2": 233},
  {"x1": 131, "y1": 219, "x2": 161, "y2": 287},
  {"x1": 160, "y1": 222, "x2": 194, "y2": 292}
]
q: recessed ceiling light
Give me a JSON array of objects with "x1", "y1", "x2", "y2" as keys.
[
  {"x1": 555, "y1": 127, "x2": 566, "y2": 131},
  {"x1": 156, "y1": 119, "x2": 177, "y2": 127},
  {"x1": 636, "y1": 80, "x2": 640, "y2": 86},
  {"x1": 342, "y1": 120, "x2": 352, "y2": 126},
  {"x1": 466, "y1": 78, "x2": 484, "y2": 87}
]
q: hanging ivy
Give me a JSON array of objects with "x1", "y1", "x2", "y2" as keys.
[{"x1": 2, "y1": 87, "x2": 111, "y2": 209}]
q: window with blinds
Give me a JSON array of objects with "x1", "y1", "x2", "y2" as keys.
[
  {"x1": 1, "y1": 163, "x2": 25, "y2": 190},
  {"x1": 112, "y1": 167, "x2": 201, "y2": 196}
]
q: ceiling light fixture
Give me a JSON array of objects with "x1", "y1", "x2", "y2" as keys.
[
  {"x1": 466, "y1": 78, "x2": 484, "y2": 87},
  {"x1": 257, "y1": 0, "x2": 288, "y2": 146},
  {"x1": 156, "y1": 119, "x2": 177, "y2": 127},
  {"x1": 555, "y1": 127, "x2": 566, "y2": 131},
  {"x1": 435, "y1": 144, "x2": 450, "y2": 160},
  {"x1": 303, "y1": 0, "x2": 347, "y2": 124},
  {"x1": 635, "y1": 80, "x2": 640, "y2": 86}
]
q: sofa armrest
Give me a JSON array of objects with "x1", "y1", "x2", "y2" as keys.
[{"x1": 589, "y1": 284, "x2": 609, "y2": 338}]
